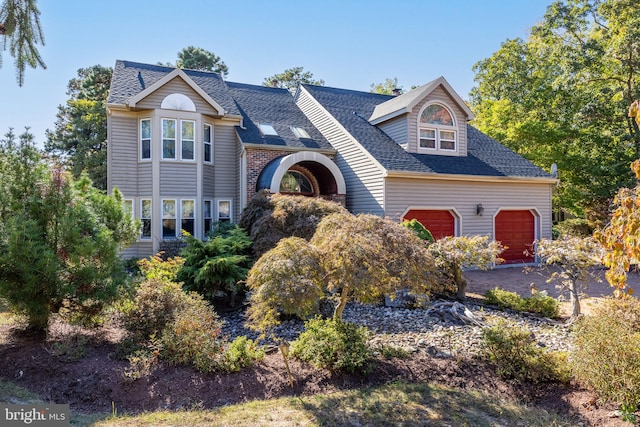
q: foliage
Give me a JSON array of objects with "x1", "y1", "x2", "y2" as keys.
[
  {"x1": 290, "y1": 317, "x2": 374, "y2": 374},
  {"x1": 481, "y1": 319, "x2": 570, "y2": 384},
  {"x1": 470, "y1": 0, "x2": 640, "y2": 221},
  {"x1": 246, "y1": 237, "x2": 326, "y2": 333},
  {"x1": 175, "y1": 46, "x2": 228, "y2": 77},
  {"x1": 137, "y1": 253, "x2": 184, "y2": 282},
  {"x1": 400, "y1": 218, "x2": 434, "y2": 243},
  {"x1": 536, "y1": 237, "x2": 604, "y2": 318},
  {"x1": 45, "y1": 65, "x2": 113, "y2": 190},
  {"x1": 177, "y1": 226, "x2": 252, "y2": 305},
  {"x1": 370, "y1": 77, "x2": 402, "y2": 95},
  {"x1": 118, "y1": 279, "x2": 187, "y2": 346},
  {"x1": 484, "y1": 287, "x2": 559, "y2": 318},
  {"x1": 571, "y1": 297, "x2": 640, "y2": 412},
  {"x1": 239, "y1": 191, "x2": 347, "y2": 257},
  {"x1": 552, "y1": 218, "x2": 594, "y2": 238},
  {"x1": 219, "y1": 336, "x2": 264, "y2": 373},
  {"x1": 0, "y1": 128, "x2": 137, "y2": 331},
  {"x1": 0, "y1": 0, "x2": 45, "y2": 86},
  {"x1": 427, "y1": 235, "x2": 504, "y2": 300},
  {"x1": 596, "y1": 160, "x2": 640, "y2": 296},
  {"x1": 311, "y1": 213, "x2": 443, "y2": 320},
  {"x1": 159, "y1": 291, "x2": 225, "y2": 373},
  {"x1": 263, "y1": 66, "x2": 324, "y2": 92}
]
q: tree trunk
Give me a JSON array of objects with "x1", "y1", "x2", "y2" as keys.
[
  {"x1": 333, "y1": 286, "x2": 349, "y2": 321},
  {"x1": 454, "y1": 266, "x2": 467, "y2": 301},
  {"x1": 569, "y1": 279, "x2": 581, "y2": 319}
]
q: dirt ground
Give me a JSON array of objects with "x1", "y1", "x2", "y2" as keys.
[{"x1": 0, "y1": 267, "x2": 636, "y2": 426}]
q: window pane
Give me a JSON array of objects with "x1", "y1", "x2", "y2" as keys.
[
  {"x1": 204, "y1": 125, "x2": 211, "y2": 143},
  {"x1": 163, "y1": 119, "x2": 176, "y2": 138},
  {"x1": 163, "y1": 200, "x2": 176, "y2": 218},
  {"x1": 142, "y1": 219, "x2": 151, "y2": 238},
  {"x1": 420, "y1": 129, "x2": 435, "y2": 138},
  {"x1": 218, "y1": 200, "x2": 230, "y2": 220},
  {"x1": 204, "y1": 143, "x2": 211, "y2": 162},
  {"x1": 142, "y1": 200, "x2": 152, "y2": 218},
  {"x1": 163, "y1": 140, "x2": 175, "y2": 158},
  {"x1": 163, "y1": 219, "x2": 176, "y2": 238},
  {"x1": 142, "y1": 140, "x2": 151, "y2": 159},
  {"x1": 182, "y1": 140, "x2": 194, "y2": 160},
  {"x1": 420, "y1": 105, "x2": 453, "y2": 126},
  {"x1": 419, "y1": 128, "x2": 436, "y2": 149},
  {"x1": 204, "y1": 200, "x2": 212, "y2": 218},
  {"x1": 440, "y1": 131, "x2": 455, "y2": 140},
  {"x1": 182, "y1": 200, "x2": 194, "y2": 218},
  {"x1": 141, "y1": 119, "x2": 151, "y2": 139},
  {"x1": 123, "y1": 200, "x2": 133, "y2": 217},
  {"x1": 141, "y1": 199, "x2": 152, "y2": 239},
  {"x1": 182, "y1": 121, "x2": 194, "y2": 140},
  {"x1": 441, "y1": 140, "x2": 455, "y2": 150}
]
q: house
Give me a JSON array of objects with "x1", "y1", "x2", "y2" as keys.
[{"x1": 107, "y1": 60, "x2": 556, "y2": 263}]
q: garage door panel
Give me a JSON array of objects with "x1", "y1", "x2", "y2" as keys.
[
  {"x1": 403, "y1": 210, "x2": 455, "y2": 240},
  {"x1": 495, "y1": 210, "x2": 535, "y2": 264}
]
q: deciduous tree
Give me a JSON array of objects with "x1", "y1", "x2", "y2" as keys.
[
  {"x1": 263, "y1": 67, "x2": 324, "y2": 92},
  {"x1": 370, "y1": 77, "x2": 402, "y2": 95}
]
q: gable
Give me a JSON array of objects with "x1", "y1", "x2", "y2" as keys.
[{"x1": 135, "y1": 76, "x2": 221, "y2": 116}]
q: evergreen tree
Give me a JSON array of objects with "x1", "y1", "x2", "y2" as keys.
[{"x1": 0, "y1": 128, "x2": 137, "y2": 331}]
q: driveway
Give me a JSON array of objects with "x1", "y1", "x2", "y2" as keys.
[{"x1": 464, "y1": 265, "x2": 640, "y2": 300}]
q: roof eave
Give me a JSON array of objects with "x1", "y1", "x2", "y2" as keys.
[{"x1": 385, "y1": 170, "x2": 558, "y2": 184}]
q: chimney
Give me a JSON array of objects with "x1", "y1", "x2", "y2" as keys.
[
  {"x1": 271, "y1": 79, "x2": 279, "y2": 88},
  {"x1": 392, "y1": 88, "x2": 402, "y2": 96}
]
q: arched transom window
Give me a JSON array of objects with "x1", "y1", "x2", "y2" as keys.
[
  {"x1": 279, "y1": 170, "x2": 314, "y2": 195},
  {"x1": 418, "y1": 103, "x2": 457, "y2": 152}
]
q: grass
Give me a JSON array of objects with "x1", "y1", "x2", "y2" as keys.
[{"x1": 0, "y1": 380, "x2": 568, "y2": 427}]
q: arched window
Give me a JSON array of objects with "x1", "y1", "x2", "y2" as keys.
[
  {"x1": 418, "y1": 103, "x2": 457, "y2": 152},
  {"x1": 280, "y1": 170, "x2": 314, "y2": 195}
]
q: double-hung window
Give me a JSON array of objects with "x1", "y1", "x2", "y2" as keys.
[
  {"x1": 204, "y1": 124, "x2": 212, "y2": 163},
  {"x1": 418, "y1": 103, "x2": 457, "y2": 153},
  {"x1": 140, "y1": 119, "x2": 151, "y2": 160},
  {"x1": 203, "y1": 200, "x2": 213, "y2": 236},
  {"x1": 181, "y1": 120, "x2": 195, "y2": 160},
  {"x1": 181, "y1": 200, "x2": 195, "y2": 236},
  {"x1": 141, "y1": 199, "x2": 152, "y2": 239},
  {"x1": 162, "y1": 119, "x2": 177, "y2": 159},
  {"x1": 217, "y1": 200, "x2": 231, "y2": 223},
  {"x1": 162, "y1": 199, "x2": 177, "y2": 239}
]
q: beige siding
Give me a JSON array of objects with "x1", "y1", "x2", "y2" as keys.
[
  {"x1": 120, "y1": 241, "x2": 154, "y2": 259},
  {"x1": 385, "y1": 177, "x2": 553, "y2": 239},
  {"x1": 296, "y1": 89, "x2": 385, "y2": 215},
  {"x1": 203, "y1": 164, "x2": 215, "y2": 197},
  {"x1": 159, "y1": 163, "x2": 197, "y2": 196},
  {"x1": 378, "y1": 115, "x2": 408, "y2": 146},
  {"x1": 407, "y1": 86, "x2": 468, "y2": 156},
  {"x1": 136, "y1": 77, "x2": 219, "y2": 116},
  {"x1": 213, "y1": 123, "x2": 240, "y2": 220},
  {"x1": 109, "y1": 113, "x2": 138, "y2": 195},
  {"x1": 138, "y1": 163, "x2": 152, "y2": 192}
]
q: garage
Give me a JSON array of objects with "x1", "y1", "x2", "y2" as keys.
[
  {"x1": 495, "y1": 210, "x2": 535, "y2": 264},
  {"x1": 403, "y1": 209, "x2": 455, "y2": 240}
]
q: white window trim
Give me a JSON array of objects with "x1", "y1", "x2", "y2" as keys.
[
  {"x1": 162, "y1": 198, "x2": 178, "y2": 239},
  {"x1": 180, "y1": 199, "x2": 196, "y2": 237},
  {"x1": 203, "y1": 199, "x2": 213, "y2": 236},
  {"x1": 180, "y1": 120, "x2": 196, "y2": 162},
  {"x1": 417, "y1": 103, "x2": 458, "y2": 154},
  {"x1": 161, "y1": 118, "x2": 177, "y2": 160},
  {"x1": 140, "y1": 118, "x2": 152, "y2": 161},
  {"x1": 203, "y1": 123, "x2": 213, "y2": 164},
  {"x1": 216, "y1": 199, "x2": 232, "y2": 222},
  {"x1": 140, "y1": 198, "x2": 152, "y2": 240}
]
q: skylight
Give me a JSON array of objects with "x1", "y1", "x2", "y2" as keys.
[
  {"x1": 258, "y1": 123, "x2": 278, "y2": 136},
  {"x1": 290, "y1": 126, "x2": 311, "y2": 139}
]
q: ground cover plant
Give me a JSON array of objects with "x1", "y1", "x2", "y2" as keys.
[{"x1": 484, "y1": 287, "x2": 559, "y2": 318}]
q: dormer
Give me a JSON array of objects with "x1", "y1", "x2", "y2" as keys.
[{"x1": 368, "y1": 77, "x2": 474, "y2": 157}]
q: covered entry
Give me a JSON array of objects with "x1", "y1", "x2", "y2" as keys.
[
  {"x1": 495, "y1": 210, "x2": 536, "y2": 264},
  {"x1": 402, "y1": 209, "x2": 456, "y2": 240}
]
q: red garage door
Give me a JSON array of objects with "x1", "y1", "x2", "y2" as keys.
[
  {"x1": 403, "y1": 210, "x2": 455, "y2": 240},
  {"x1": 495, "y1": 210, "x2": 535, "y2": 264}
]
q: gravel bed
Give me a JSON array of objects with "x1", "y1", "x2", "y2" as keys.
[{"x1": 220, "y1": 299, "x2": 572, "y2": 358}]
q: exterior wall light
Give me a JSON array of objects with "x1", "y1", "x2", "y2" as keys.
[{"x1": 476, "y1": 203, "x2": 484, "y2": 216}]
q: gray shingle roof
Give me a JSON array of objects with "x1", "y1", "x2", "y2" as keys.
[
  {"x1": 302, "y1": 84, "x2": 551, "y2": 178},
  {"x1": 226, "y1": 82, "x2": 332, "y2": 150},
  {"x1": 107, "y1": 60, "x2": 240, "y2": 116}
]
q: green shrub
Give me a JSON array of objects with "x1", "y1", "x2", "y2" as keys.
[
  {"x1": 160, "y1": 291, "x2": 225, "y2": 373},
  {"x1": 571, "y1": 297, "x2": 640, "y2": 412},
  {"x1": 290, "y1": 317, "x2": 374, "y2": 374},
  {"x1": 177, "y1": 227, "x2": 252, "y2": 306},
  {"x1": 484, "y1": 287, "x2": 559, "y2": 318},
  {"x1": 553, "y1": 218, "x2": 594, "y2": 238},
  {"x1": 219, "y1": 336, "x2": 265, "y2": 372},
  {"x1": 400, "y1": 218, "x2": 435, "y2": 243},
  {"x1": 481, "y1": 319, "x2": 568, "y2": 384},
  {"x1": 137, "y1": 253, "x2": 184, "y2": 282},
  {"x1": 118, "y1": 279, "x2": 187, "y2": 346}
]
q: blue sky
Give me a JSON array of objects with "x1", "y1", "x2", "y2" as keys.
[{"x1": 0, "y1": 0, "x2": 551, "y2": 145}]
